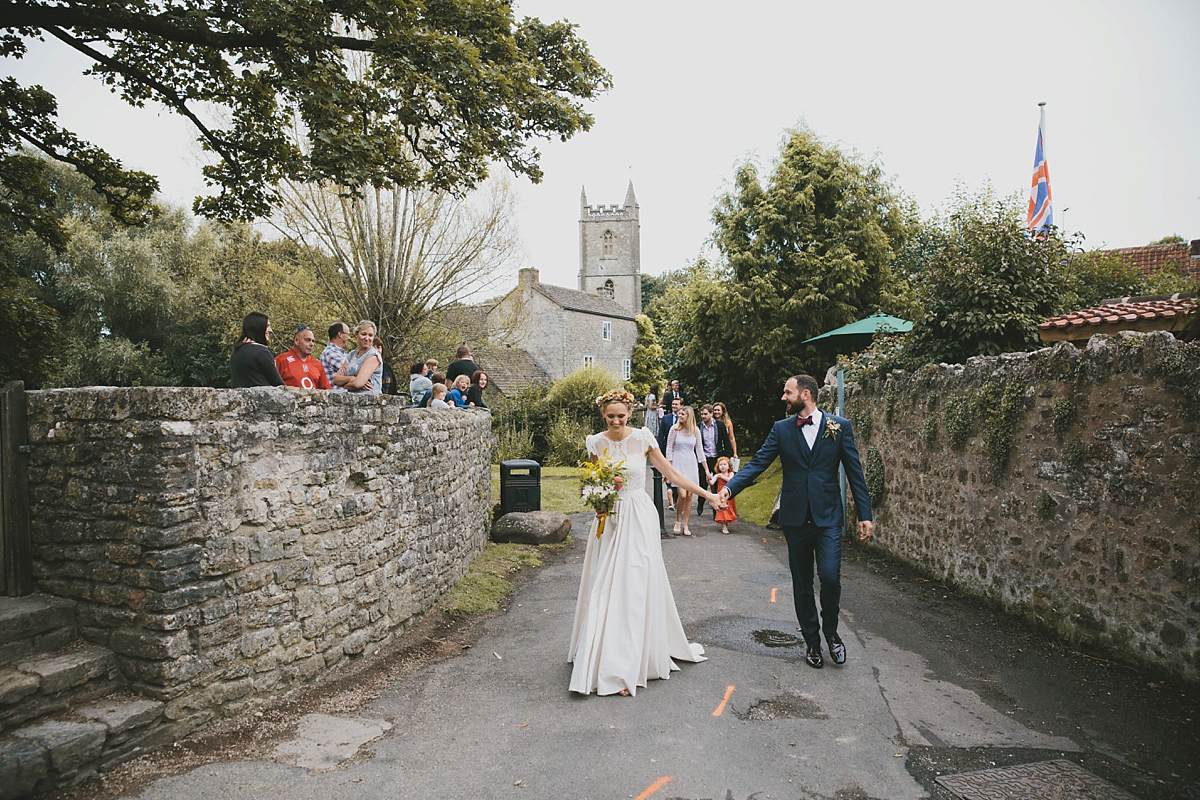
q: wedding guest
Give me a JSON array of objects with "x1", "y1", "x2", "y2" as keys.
[
  {"x1": 644, "y1": 384, "x2": 661, "y2": 436},
  {"x1": 410, "y1": 363, "x2": 433, "y2": 406},
  {"x1": 419, "y1": 371, "x2": 447, "y2": 407},
  {"x1": 375, "y1": 337, "x2": 398, "y2": 395},
  {"x1": 320, "y1": 322, "x2": 351, "y2": 390},
  {"x1": 275, "y1": 325, "x2": 331, "y2": 390},
  {"x1": 709, "y1": 457, "x2": 739, "y2": 534},
  {"x1": 713, "y1": 402, "x2": 739, "y2": 463},
  {"x1": 230, "y1": 312, "x2": 284, "y2": 388},
  {"x1": 657, "y1": 395, "x2": 683, "y2": 514},
  {"x1": 424, "y1": 358, "x2": 439, "y2": 377},
  {"x1": 429, "y1": 384, "x2": 450, "y2": 408},
  {"x1": 332, "y1": 320, "x2": 382, "y2": 393},
  {"x1": 445, "y1": 344, "x2": 480, "y2": 385},
  {"x1": 467, "y1": 370, "x2": 490, "y2": 409},
  {"x1": 447, "y1": 374, "x2": 471, "y2": 407},
  {"x1": 665, "y1": 405, "x2": 710, "y2": 537},
  {"x1": 696, "y1": 403, "x2": 732, "y2": 517},
  {"x1": 662, "y1": 379, "x2": 685, "y2": 410}
]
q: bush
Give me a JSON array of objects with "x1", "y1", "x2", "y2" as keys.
[
  {"x1": 490, "y1": 384, "x2": 552, "y2": 463},
  {"x1": 493, "y1": 426, "x2": 534, "y2": 464},
  {"x1": 544, "y1": 412, "x2": 591, "y2": 466},
  {"x1": 545, "y1": 365, "x2": 622, "y2": 425}
]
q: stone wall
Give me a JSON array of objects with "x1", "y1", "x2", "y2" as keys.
[
  {"x1": 24, "y1": 387, "x2": 492, "y2": 723},
  {"x1": 843, "y1": 332, "x2": 1199, "y2": 683}
]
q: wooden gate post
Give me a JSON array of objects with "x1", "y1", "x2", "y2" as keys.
[{"x1": 1, "y1": 381, "x2": 33, "y2": 596}]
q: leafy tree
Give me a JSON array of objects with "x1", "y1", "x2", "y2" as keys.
[
  {"x1": 628, "y1": 314, "x2": 665, "y2": 398},
  {"x1": 1150, "y1": 234, "x2": 1186, "y2": 245},
  {"x1": 904, "y1": 187, "x2": 1072, "y2": 364},
  {"x1": 2, "y1": 0, "x2": 611, "y2": 244},
  {"x1": 1062, "y1": 249, "x2": 1150, "y2": 308},
  {"x1": 3, "y1": 158, "x2": 334, "y2": 386},
  {"x1": 662, "y1": 129, "x2": 914, "y2": 441}
]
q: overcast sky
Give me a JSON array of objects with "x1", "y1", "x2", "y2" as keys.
[{"x1": 6, "y1": 0, "x2": 1198, "y2": 291}]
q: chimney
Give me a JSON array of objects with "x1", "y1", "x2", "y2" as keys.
[{"x1": 518, "y1": 267, "x2": 540, "y2": 288}]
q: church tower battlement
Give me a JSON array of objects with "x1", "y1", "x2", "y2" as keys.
[{"x1": 579, "y1": 182, "x2": 641, "y2": 315}]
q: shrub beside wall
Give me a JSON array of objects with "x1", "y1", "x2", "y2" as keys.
[
  {"x1": 26, "y1": 387, "x2": 492, "y2": 723},
  {"x1": 847, "y1": 332, "x2": 1200, "y2": 683}
]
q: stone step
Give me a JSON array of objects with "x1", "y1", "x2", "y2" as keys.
[
  {"x1": 0, "y1": 595, "x2": 77, "y2": 668},
  {"x1": 0, "y1": 644, "x2": 120, "y2": 734},
  {"x1": 0, "y1": 695, "x2": 167, "y2": 798}
]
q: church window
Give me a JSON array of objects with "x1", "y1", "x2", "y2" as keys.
[
  {"x1": 622, "y1": 358, "x2": 631, "y2": 381},
  {"x1": 583, "y1": 354, "x2": 594, "y2": 368},
  {"x1": 599, "y1": 281, "x2": 614, "y2": 299},
  {"x1": 603, "y1": 230, "x2": 614, "y2": 257},
  {"x1": 602, "y1": 321, "x2": 612, "y2": 341}
]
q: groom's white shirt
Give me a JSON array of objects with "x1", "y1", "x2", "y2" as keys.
[{"x1": 800, "y1": 408, "x2": 823, "y2": 450}]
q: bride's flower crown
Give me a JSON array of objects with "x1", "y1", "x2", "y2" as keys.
[{"x1": 595, "y1": 389, "x2": 636, "y2": 408}]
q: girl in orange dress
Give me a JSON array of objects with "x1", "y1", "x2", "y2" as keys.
[{"x1": 710, "y1": 457, "x2": 738, "y2": 534}]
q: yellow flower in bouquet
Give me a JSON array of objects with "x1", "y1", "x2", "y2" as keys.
[{"x1": 578, "y1": 448, "x2": 628, "y2": 538}]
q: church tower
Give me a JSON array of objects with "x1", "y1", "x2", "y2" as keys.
[{"x1": 579, "y1": 182, "x2": 641, "y2": 315}]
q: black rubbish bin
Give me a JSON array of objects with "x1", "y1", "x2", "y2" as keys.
[{"x1": 500, "y1": 459, "x2": 541, "y2": 516}]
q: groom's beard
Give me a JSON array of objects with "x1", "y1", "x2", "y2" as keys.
[{"x1": 786, "y1": 401, "x2": 805, "y2": 415}]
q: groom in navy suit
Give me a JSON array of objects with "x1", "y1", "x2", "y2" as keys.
[{"x1": 719, "y1": 374, "x2": 873, "y2": 669}]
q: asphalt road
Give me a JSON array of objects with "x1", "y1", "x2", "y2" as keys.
[{"x1": 81, "y1": 511, "x2": 1199, "y2": 800}]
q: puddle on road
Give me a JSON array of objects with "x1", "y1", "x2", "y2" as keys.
[{"x1": 751, "y1": 628, "x2": 803, "y2": 648}]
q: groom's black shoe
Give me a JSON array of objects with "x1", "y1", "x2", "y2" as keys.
[
  {"x1": 826, "y1": 633, "x2": 846, "y2": 665},
  {"x1": 804, "y1": 644, "x2": 824, "y2": 669}
]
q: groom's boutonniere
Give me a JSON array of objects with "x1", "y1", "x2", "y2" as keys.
[{"x1": 823, "y1": 419, "x2": 841, "y2": 440}]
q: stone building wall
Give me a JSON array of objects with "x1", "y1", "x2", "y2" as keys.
[
  {"x1": 24, "y1": 387, "x2": 492, "y2": 722},
  {"x1": 841, "y1": 332, "x2": 1199, "y2": 683}
]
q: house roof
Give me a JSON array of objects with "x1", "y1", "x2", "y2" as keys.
[
  {"x1": 1038, "y1": 293, "x2": 1197, "y2": 342},
  {"x1": 474, "y1": 346, "x2": 552, "y2": 395},
  {"x1": 1097, "y1": 239, "x2": 1200, "y2": 279},
  {"x1": 532, "y1": 283, "x2": 636, "y2": 321}
]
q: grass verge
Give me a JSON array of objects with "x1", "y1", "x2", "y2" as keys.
[
  {"x1": 732, "y1": 460, "x2": 783, "y2": 526},
  {"x1": 442, "y1": 540, "x2": 571, "y2": 615}
]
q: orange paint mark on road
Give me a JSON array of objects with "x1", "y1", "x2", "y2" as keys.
[
  {"x1": 770, "y1": 587, "x2": 777, "y2": 603},
  {"x1": 762, "y1": 537, "x2": 767, "y2": 542},
  {"x1": 712, "y1": 684, "x2": 736, "y2": 716},
  {"x1": 634, "y1": 776, "x2": 673, "y2": 800}
]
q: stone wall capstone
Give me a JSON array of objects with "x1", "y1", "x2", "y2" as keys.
[
  {"x1": 840, "y1": 331, "x2": 1199, "y2": 683},
  {"x1": 25, "y1": 387, "x2": 492, "y2": 722}
]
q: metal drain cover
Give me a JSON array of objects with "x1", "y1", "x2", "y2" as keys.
[{"x1": 936, "y1": 759, "x2": 1139, "y2": 800}]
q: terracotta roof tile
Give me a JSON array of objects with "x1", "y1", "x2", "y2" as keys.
[
  {"x1": 1096, "y1": 239, "x2": 1200, "y2": 279},
  {"x1": 1038, "y1": 294, "x2": 1197, "y2": 342}
]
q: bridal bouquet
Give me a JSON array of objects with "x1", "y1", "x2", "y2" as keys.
[{"x1": 578, "y1": 449, "x2": 627, "y2": 538}]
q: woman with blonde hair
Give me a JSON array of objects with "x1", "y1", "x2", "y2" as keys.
[
  {"x1": 713, "y1": 401, "x2": 738, "y2": 463},
  {"x1": 569, "y1": 389, "x2": 724, "y2": 696},
  {"x1": 665, "y1": 405, "x2": 710, "y2": 537},
  {"x1": 332, "y1": 320, "x2": 382, "y2": 393}
]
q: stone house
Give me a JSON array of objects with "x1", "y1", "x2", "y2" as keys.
[{"x1": 483, "y1": 183, "x2": 642, "y2": 387}]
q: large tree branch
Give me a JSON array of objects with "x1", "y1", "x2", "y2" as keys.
[{"x1": 1, "y1": 0, "x2": 378, "y2": 52}]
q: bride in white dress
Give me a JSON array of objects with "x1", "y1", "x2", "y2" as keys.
[{"x1": 569, "y1": 389, "x2": 725, "y2": 696}]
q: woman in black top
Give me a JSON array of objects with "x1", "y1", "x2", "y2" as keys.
[
  {"x1": 229, "y1": 312, "x2": 284, "y2": 388},
  {"x1": 466, "y1": 370, "x2": 490, "y2": 409}
]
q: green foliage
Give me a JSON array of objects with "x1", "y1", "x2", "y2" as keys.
[
  {"x1": 660, "y1": 128, "x2": 915, "y2": 443},
  {"x1": 1151, "y1": 234, "x2": 1186, "y2": 245},
  {"x1": 847, "y1": 406, "x2": 872, "y2": 444},
  {"x1": 972, "y1": 382, "x2": 1027, "y2": 480},
  {"x1": 3, "y1": 1, "x2": 611, "y2": 238},
  {"x1": 921, "y1": 416, "x2": 939, "y2": 451},
  {"x1": 944, "y1": 395, "x2": 972, "y2": 451},
  {"x1": 442, "y1": 543, "x2": 546, "y2": 615},
  {"x1": 641, "y1": 273, "x2": 671, "y2": 318},
  {"x1": 904, "y1": 186, "x2": 1072, "y2": 365},
  {"x1": 490, "y1": 384, "x2": 552, "y2": 464},
  {"x1": 629, "y1": 314, "x2": 665, "y2": 399},
  {"x1": 1051, "y1": 395, "x2": 1078, "y2": 438},
  {"x1": 1062, "y1": 250, "x2": 1151, "y2": 308},
  {"x1": 3, "y1": 159, "x2": 336, "y2": 387},
  {"x1": 544, "y1": 365, "x2": 621, "y2": 426},
  {"x1": 493, "y1": 426, "x2": 534, "y2": 465},
  {"x1": 1035, "y1": 491, "x2": 1058, "y2": 521},
  {"x1": 0, "y1": 272, "x2": 61, "y2": 388},
  {"x1": 544, "y1": 413, "x2": 591, "y2": 467},
  {"x1": 863, "y1": 447, "x2": 886, "y2": 506}
]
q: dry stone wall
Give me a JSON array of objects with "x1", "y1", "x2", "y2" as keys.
[
  {"x1": 24, "y1": 387, "x2": 492, "y2": 723},
  {"x1": 843, "y1": 332, "x2": 1199, "y2": 683}
]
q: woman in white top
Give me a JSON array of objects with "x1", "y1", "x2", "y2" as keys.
[
  {"x1": 333, "y1": 320, "x2": 382, "y2": 393},
  {"x1": 665, "y1": 405, "x2": 710, "y2": 537}
]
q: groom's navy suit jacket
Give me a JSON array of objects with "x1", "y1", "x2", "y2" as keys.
[{"x1": 723, "y1": 410, "x2": 872, "y2": 529}]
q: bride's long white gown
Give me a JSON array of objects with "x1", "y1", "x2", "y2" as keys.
[{"x1": 568, "y1": 426, "x2": 706, "y2": 696}]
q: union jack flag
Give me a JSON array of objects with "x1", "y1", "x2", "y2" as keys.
[{"x1": 1026, "y1": 105, "x2": 1053, "y2": 231}]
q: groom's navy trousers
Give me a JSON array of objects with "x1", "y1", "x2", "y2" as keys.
[{"x1": 783, "y1": 520, "x2": 844, "y2": 646}]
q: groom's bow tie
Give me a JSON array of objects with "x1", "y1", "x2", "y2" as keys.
[{"x1": 796, "y1": 415, "x2": 813, "y2": 427}]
